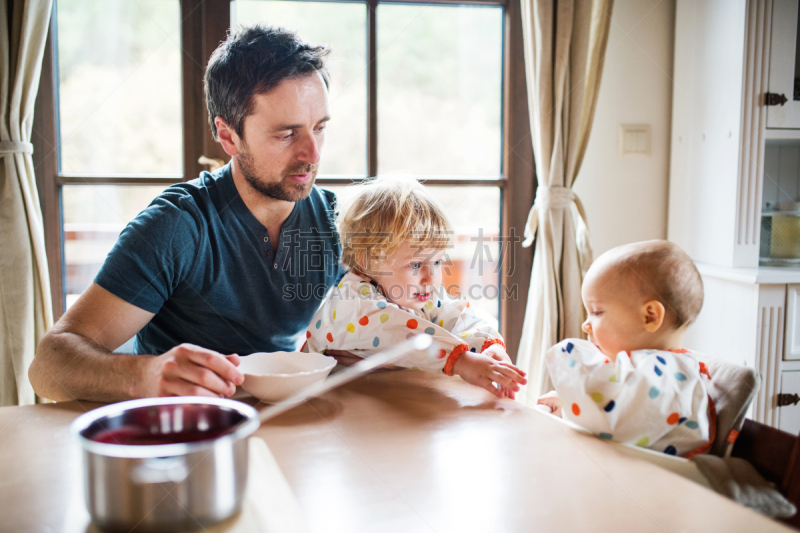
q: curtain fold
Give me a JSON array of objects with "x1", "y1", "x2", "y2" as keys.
[
  {"x1": 0, "y1": 0, "x2": 54, "y2": 406},
  {"x1": 516, "y1": 0, "x2": 612, "y2": 403}
]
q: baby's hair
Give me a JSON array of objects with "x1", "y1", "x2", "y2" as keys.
[
  {"x1": 601, "y1": 240, "x2": 704, "y2": 328},
  {"x1": 338, "y1": 176, "x2": 453, "y2": 273}
]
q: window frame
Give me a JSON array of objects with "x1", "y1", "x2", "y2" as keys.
[{"x1": 32, "y1": 0, "x2": 534, "y2": 359}]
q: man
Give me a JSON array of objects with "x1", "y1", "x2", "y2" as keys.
[{"x1": 29, "y1": 26, "x2": 343, "y2": 402}]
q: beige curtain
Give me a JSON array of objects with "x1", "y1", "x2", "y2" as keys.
[
  {"x1": 1, "y1": 0, "x2": 54, "y2": 406},
  {"x1": 516, "y1": 0, "x2": 612, "y2": 403}
]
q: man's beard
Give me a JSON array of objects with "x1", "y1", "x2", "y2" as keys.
[{"x1": 238, "y1": 144, "x2": 318, "y2": 202}]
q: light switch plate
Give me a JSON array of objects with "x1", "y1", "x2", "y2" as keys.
[{"x1": 619, "y1": 124, "x2": 651, "y2": 156}]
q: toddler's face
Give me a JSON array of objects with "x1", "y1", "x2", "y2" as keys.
[
  {"x1": 369, "y1": 242, "x2": 445, "y2": 311},
  {"x1": 581, "y1": 266, "x2": 649, "y2": 360}
]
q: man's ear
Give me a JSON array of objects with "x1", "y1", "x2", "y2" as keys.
[
  {"x1": 215, "y1": 117, "x2": 240, "y2": 157},
  {"x1": 642, "y1": 300, "x2": 666, "y2": 332}
]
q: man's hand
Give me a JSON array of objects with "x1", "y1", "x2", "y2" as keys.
[
  {"x1": 451, "y1": 349, "x2": 527, "y2": 398},
  {"x1": 537, "y1": 390, "x2": 563, "y2": 417},
  {"x1": 142, "y1": 344, "x2": 244, "y2": 398}
]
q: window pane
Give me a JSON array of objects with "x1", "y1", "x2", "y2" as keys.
[
  {"x1": 324, "y1": 184, "x2": 501, "y2": 321},
  {"x1": 56, "y1": 0, "x2": 182, "y2": 175},
  {"x1": 62, "y1": 185, "x2": 169, "y2": 307},
  {"x1": 232, "y1": 1, "x2": 367, "y2": 176},
  {"x1": 377, "y1": 5, "x2": 503, "y2": 177}
]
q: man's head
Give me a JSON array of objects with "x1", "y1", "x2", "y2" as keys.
[
  {"x1": 580, "y1": 240, "x2": 703, "y2": 358},
  {"x1": 205, "y1": 26, "x2": 331, "y2": 202}
]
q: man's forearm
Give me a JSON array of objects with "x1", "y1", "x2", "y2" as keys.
[{"x1": 29, "y1": 331, "x2": 153, "y2": 402}]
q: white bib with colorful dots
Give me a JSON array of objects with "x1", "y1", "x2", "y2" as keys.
[
  {"x1": 546, "y1": 339, "x2": 714, "y2": 458},
  {"x1": 303, "y1": 271, "x2": 503, "y2": 372}
]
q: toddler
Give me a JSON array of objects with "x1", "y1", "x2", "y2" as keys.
[
  {"x1": 537, "y1": 240, "x2": 715, "y2": 458},
  {"x1": 303, "y1": 176, "x2": 527, "y2": 398}
]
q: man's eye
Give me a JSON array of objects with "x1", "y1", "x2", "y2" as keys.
[
  {"x1": 315, "y1": 125, "x2": 326, "y2": 133},
  {"x1": 279, "y1": 132, "x2": 293, "y2": 140}
]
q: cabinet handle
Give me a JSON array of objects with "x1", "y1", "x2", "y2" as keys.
[
  {"x1": 778, "y1": 393, "x2": 800, "y2": 407},
  {"x1": 766, "y1": 92, "x2": 789, "y2": 106}
]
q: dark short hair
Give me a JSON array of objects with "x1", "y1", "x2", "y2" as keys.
[{"x1": 204, "y1": 25, "x2": 330, "y2": 140}]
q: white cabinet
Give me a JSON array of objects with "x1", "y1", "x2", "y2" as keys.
[
  {"x1": 779, "y1": 371, "x2": 800, "y2": 433},
  {"x1": 767, "y1": 0, "x2": 800, "y2": 129},
  {"x1": 683, "y1": 269, "x2": 800, "y2": 429},
  {"x1": 683, "y1": 271, "x2": 784, "y2": 426},
  {"x1": 671, "y1": 0, "x2": 800, "y2": 429},
  {"x1": 786, "y1": 284, "x2": 800, "y2": 359},
  {"x1": 670, "y1": 0, "x2": 752, "y2": 269}
]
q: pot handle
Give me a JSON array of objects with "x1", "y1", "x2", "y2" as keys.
[{"x1": 131, "y1": 456, "x2": 189, "y2": 484}]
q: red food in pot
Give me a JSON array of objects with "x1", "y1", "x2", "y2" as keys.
[{"x1": 91, "y1": 426, "x2": 233, "y2": 445}]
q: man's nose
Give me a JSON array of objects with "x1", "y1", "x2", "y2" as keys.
[{"x1": 297, "y1": 132, "x2": 321, "y2": 165}]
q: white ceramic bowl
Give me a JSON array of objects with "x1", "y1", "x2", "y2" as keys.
[{"x1": 238, "y1": 351, "x2": 336, "y2": 403}]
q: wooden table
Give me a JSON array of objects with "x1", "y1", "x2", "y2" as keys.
[{"x1": 0, "y1": 370, "x2": 792, "y2": 532}]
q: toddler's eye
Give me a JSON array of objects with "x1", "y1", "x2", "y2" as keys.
[
  {"x1": 592, "y1": 311, "x2": 603, "y2": 316},
  {"x1": 410, "y1": 262, "x2": 421, "y2": 270},
  {"x1": 434, "y1": 260, "x2": 442, "y2": 266}
]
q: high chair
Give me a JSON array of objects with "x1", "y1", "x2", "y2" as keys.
[
  {"x1": 732, "y1": 419, "x2": 800, "y2": 529},
  {"x1": 691, "y1": 353, "x2": 761, "y2": 457}
]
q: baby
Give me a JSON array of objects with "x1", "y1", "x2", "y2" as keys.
[
  {"x1": 303, "y1": 176, "x2": 527, "y2": 398},
  {"x1": 537, "y1": 240, "x2": 715, "y2": 458}
]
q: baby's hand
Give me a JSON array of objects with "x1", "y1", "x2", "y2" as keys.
[
  {"x1": 452, "y1": 350, "x2": 527, "y2": 398},
  {"x1": 537, "y1": 390, "x2": 562, "y2": 417}
]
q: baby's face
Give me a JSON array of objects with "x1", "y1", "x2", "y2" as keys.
[
  {"x1": 369, "y1": 242, "x2": 445, "y2": 311},
  {"x1": 581, "y1": 265, "x2": 650, "y2": 359}
]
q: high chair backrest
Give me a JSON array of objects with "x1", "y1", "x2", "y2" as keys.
[{"x1": 692, "y1": 353, "x2": 761, "y2": 457}]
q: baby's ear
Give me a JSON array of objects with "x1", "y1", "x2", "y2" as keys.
[{"x1": 642, "y1": 300, "x2": 666, "y2": 332}]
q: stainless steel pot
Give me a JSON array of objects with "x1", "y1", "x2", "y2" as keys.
[
  {"x1": 70, "y1": 336, "x2": 434, "y2": 532},
  {"x1": 71, "y1": 397, "x2": 259, "y2": 532}
]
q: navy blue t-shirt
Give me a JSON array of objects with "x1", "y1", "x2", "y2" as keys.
[{"x1": 95, "y1": 164, "x2": 345, "y2": 355}]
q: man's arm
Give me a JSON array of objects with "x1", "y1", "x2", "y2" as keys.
[{"x1": 29, "y1": 283, "x2": 243, "y2": 402}]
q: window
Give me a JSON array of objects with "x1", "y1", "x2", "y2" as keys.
[
  {"x1": 233, "y1": 0, "x2": 504, "y2": 319},
  {"x1": 34, "y1": 0, "x2": 533, "y2": 353}
]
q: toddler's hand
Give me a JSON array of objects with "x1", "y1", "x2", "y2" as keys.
[
  {"x1": 537, "y1": 390, "x2": 562, "y2": 417},
  {"x1": 482, "y1": 344, "x2": 518, "y2": 398},
  {"x1": 452, "y1": 350, "x2": 527, "y2": 399}
]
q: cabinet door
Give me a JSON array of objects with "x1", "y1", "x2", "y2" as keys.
[
  {"x1": 768, "y1": 0, "x2": 800, "y2": 129},
  {"x1": 785, "y1": 284, "x2": 800, "y2": 360},
  {"x1": 780, "y1": 371, "x2": 800, "y2": 434}
]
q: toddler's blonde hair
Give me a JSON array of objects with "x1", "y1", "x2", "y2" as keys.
[{"x1": 338, "y1": 176, "x2": 453, "y2": 273}]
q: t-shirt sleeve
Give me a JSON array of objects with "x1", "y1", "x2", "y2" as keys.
[{"x1": 94, "y1": 190, "x2": 203, "y2": 314}]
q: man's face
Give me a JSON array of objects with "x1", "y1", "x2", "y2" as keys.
[{"x1": 236, "y1": 72, "x2": 330, "y2": 202}]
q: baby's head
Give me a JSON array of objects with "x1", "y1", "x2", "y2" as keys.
[
  {"x1": 339, "y1": 176, "x2": 453, "y2": 310},
  {"x1": 581, "y1": 240, "x2": 703, "y2": 359}
]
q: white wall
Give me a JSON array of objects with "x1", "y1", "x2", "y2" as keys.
[{"x1": 573, "y1": 0, "x2": 675, "y2": 257}]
